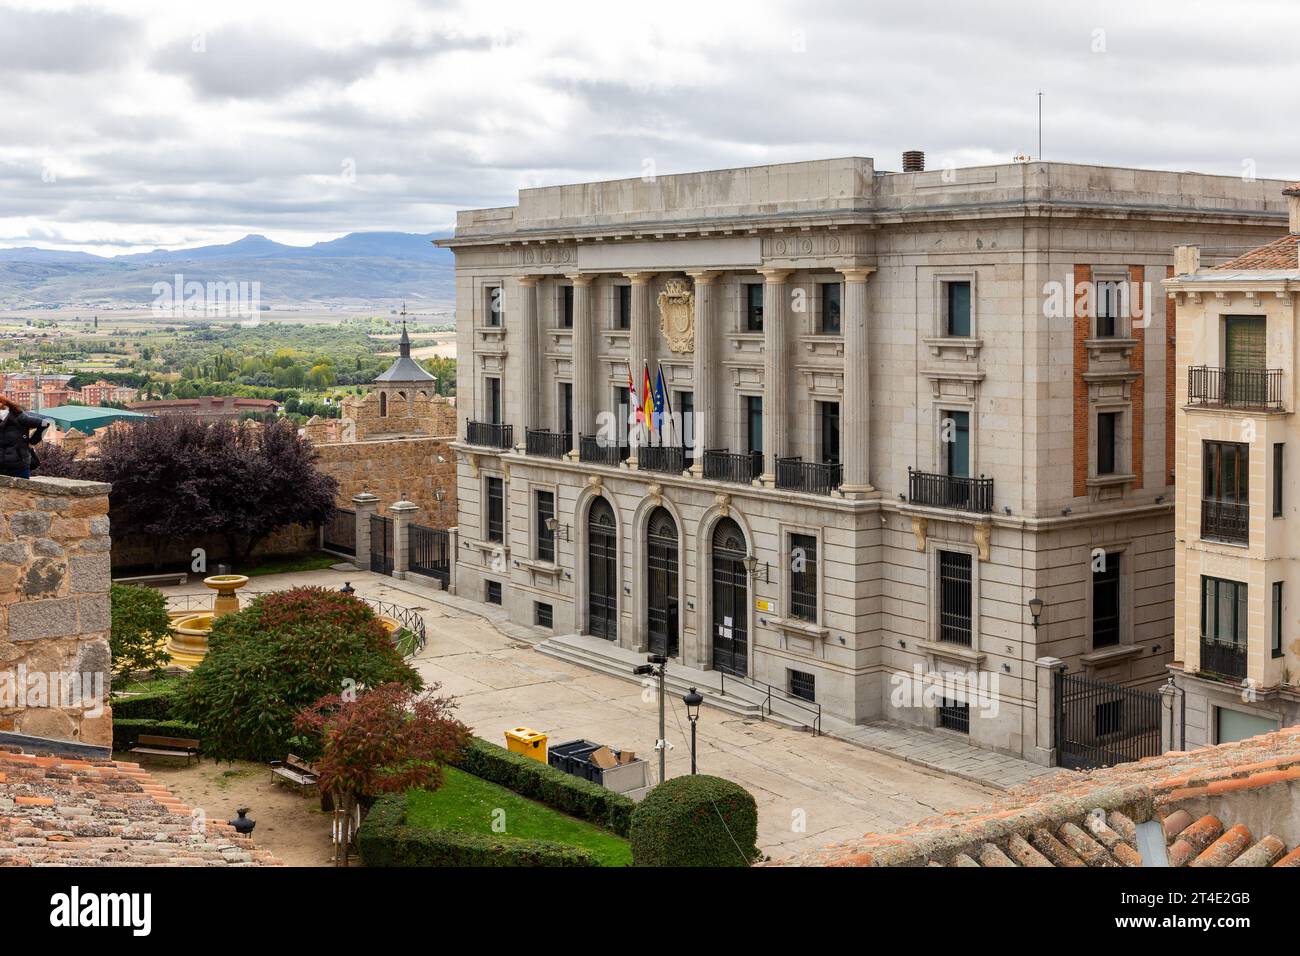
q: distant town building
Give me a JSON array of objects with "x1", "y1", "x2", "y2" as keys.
[
  {"x1": 75, "y1": 379, "x2": 139, "y2": 405},
  {"x1": 126, "y1": 396, "x2": 281, "y2": 420},
  {"x1": 0, "y1": 372, "x2": 74, "y2": 410}
]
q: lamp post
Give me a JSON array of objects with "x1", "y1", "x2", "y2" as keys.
[
  {"x1": 1028, "y1": 597, "x2": 1044, "y2": 630},
  {"x1": 683, "y1": 687, "x2": 703, "y2": 774},
  {"x1": 741, "y1": 554, "x2": 769, "y2": 583},
  {"x1": 634, "y1": 655, "x2": 669, "y2": 784},
  {"x1": 340, "y1": 581, "x2": 356, "y2": 596}
]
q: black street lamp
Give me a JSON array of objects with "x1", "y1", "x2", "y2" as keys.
[
  {"x1": 683, "y1": 687, "x2": 703, "y2": 774},
  {"x1": 1027, "y1": 597, "x2": 1044, "y2": 630}
]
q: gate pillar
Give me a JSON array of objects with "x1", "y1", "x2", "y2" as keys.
[
  {"x1": 351, "y1": 492, "x2": 381, "y2": 573},
  {"x1": 1030, "y1": 656, "x2": 1066, "y2": 767},
  {"x1": 389, "y1": 500, "x2": 419, "y2": 580}
]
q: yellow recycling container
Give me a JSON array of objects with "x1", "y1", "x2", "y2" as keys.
[{"x1": 504, "y1": 727, "x2": 548, "y2": 762}]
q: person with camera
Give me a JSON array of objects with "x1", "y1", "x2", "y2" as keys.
[{"x1": 0, "y1": 396, "x2": 52, "y2": 480}]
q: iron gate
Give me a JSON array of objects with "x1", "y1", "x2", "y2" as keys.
[
  {"x1": 646, "y1": 508, "x2": 679, "y2": 658},
  {"x1": 711, "y1": 517, "x2": 749, "y2": 677},
  {"x1": 1054, "y1": 671, "x2": 1162, "y2": 770},
  {"x1": 587, "y1": 497, "x2": 618, "y2": 641},
  {"x1": 370, "y1": 514, "x2": 394, "y2": 576},
  {"x1": 323, "y1": 507, "x2": 355, "y2": 556},
  {"x1": 409, "y1": 524, "x2": 450, "y2": 589}
]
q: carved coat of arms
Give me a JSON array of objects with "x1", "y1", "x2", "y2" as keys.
[{"x1": 657, "y1": 279, "x2": 695, "y2": 353}]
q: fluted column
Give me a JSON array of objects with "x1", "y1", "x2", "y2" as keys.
[
  {"x1": 568, "y1": 274, "x2": 595, "y2": 456},
  {"x1": 687, "y1": 271, "x2": 718, "y2": 475},
  {"x1": 625, "y1": 272, "x2": 655, "y2": 467},
  {"x1": 759, "y1": 269, "x2": 791, "y2": 485},
  {"x1": 839, "y1": 267, "x2": 877, "y2": 496},
  {"x1": 515, "y1": 276, "x2": 540, "y2": 444}
]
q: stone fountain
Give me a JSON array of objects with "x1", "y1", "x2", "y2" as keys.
[{"x1": 167, "y1": 574, "x2": 251, "y2": 668}]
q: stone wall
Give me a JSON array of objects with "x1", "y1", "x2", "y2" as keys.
[
  {"x1": 337, "y1": 389, "x2": 457, "y2": 442},
  {"x1": 312, "y1": 435, "x2": 458, "y2": 528},
  {"x1": 0, "y1": 475, "x2": 113, "y2": 750},
  {"x1": 109, "y1": 522, "x2": 319, "y2": 572}
]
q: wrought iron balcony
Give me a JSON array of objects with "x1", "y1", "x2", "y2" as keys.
[
  {"x1": 578, "y1": 434, "x2": 628, "y2": 466},
  {"x1": 776, "y1": 457, "x2": 843, "y2": 495},
  {"x1": 1201, "y1": 497, "x2": 1249, "y2": 544},
  {"x1": 702, "y1": 449, "x2": 762, "y2": 484},
  {"x1": 525, "y1": 428, "x2": 571, "y2": 459},
  {"x1": 908, "y1": 468, "x2": 994, "y2": 513},
  {"x1": 465, "y1": 420, "x2": 513, "y2": 449},
  {"x1": 640, "y1": 444, "x2": 686, "y2": 474},
  {"x1": 1188, "y1": 366, "x2": 1283, "y2": 410},
  {"x1": 1199, "y1": 636, "x2": 1247, "y2": 681}
]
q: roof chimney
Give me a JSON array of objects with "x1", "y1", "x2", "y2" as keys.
[
  {"x1": 1285, "y1": 182, "x2": 1300, "y2": 234},
  {"x1": 902, "y1": 150, "x2": 926, "y2": 173}
]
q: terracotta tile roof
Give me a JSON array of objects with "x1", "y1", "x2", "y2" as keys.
[
  {"x1": 1283, "y1": 181, "x2": 1300, "y2": 195},
  {"x1": 0, "y1": 747, "x2": 279, "y2": 866},
  {"x1": 771, "y1": 726, "x2": 1300, "y2": 868},
  {"x1": 1211, "y1": 233, "x2": 1299, "y2": 270}
]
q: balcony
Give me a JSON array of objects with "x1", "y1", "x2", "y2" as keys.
[
  {"x1": 465, "y1": 420, "x2": 513, "y2": 450},
  {"x1": 1188, "y1": 366, "x2": 1283, "y2": 411},
  {"x1": 702, "y1": 449, "x2": 762, "y2": 485},
  {"x1": 578, "y1": 434, "x2": 629, "y2": 466},
  {"x1": 640, "y1": 444, "x2": 686, "y2": 474},
  {"x1": 1201, "y1": 497, "x2": 1249, "y2": 544},
  {"x1": 525, "y1": 428, "x2": 571, "y2": 459},
  {"x1": 908, "y1": 468, "x2": 994, "y2": 513},
  {"x1": 1199, "y1": 636, "x2": 1247, "y2": 681},
  {"x1": 776, "y1": 457, "x2": 843, "y2": 496}
]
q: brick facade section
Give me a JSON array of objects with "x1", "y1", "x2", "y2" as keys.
[
  {"x1": 1166, "y1": 264, "x2": 1176, "y2": 484},
  {"x1": 1073, "y1": 264, "x2": 1092, "y2": 497},
  {"x1": 1129, "y1": 264, "x2": 1146, "y2": 490}
]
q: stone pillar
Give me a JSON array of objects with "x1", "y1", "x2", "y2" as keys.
[
  {"x1": 839, "y1": 267, "x2": 876, "y2": 496},
  {"x1": 759, "y1": 269, "x2": 791, "y2": 485},
  {"x1": 625, "y1": 272, "x2": 656, "y2": 467},
  {"x1": 447, "y1": 525, "x2": 460, "y2": 595},
  {"x1": 568, "y1": 273, "x2": 595, "y2": 456},
  {"x1": 352, "y1": 491, "x2": 380, "y2": 572},
  {"x1": 687, "y1": 271, "x2": 718, "y2": 475},
  {"x1": 1159, "y1": 678, "x2": 1183, "y2": 754},
  {"x1": 389, "y1": 499, "x2": 419, "y2": 579},
  {"x1": 516, "y1": 276, "x2": 540, "y2": 448},
  {"x1": 1029, "y1": 656, "x2": 1066, "y2": 767}
]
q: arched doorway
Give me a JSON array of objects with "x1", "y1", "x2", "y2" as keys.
[
  {"x1": 645, "y1": 507, "x2": 679, "y2": 658},
  {"x1": 587, "y1": 497, "x2": 618, "y2": 641},
  {"x1": 711, "y1": 517, "x2": 748, "y2": 676}
]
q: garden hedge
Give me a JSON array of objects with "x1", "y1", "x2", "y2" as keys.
[
  {"x1": 112, "y1": 718, "x2": 201, "y2": 753},
  {"x1": 357, "y1": 793, "x2": 600, "y2": 867},
  {"x1": 455, "y1": 736, "x2": 634, "y2": 837},
  {"x1": 629, "y1": 774, "x2": 761, "y2": 867},
  {"x1": 111, "y1": 684, "x2": 182, "y2": 721}
]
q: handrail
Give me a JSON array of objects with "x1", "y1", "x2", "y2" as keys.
[{"x1": 718, "y1": 670, "x2": 821, "y2": 735}]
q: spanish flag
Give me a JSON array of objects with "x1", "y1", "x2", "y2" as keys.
[{"x1": 642, "y1": 361, "x2": 655, "y2": 433}]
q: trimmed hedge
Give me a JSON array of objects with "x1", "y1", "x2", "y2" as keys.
[
  {"x1": 455, "y1": 737, "x2": 634, "y2": 837},
  {"x1": 630, "y1": 774, "x2": 761, "y2": 867},
  {"x1": 111, "y1": 685, "x2": 182, "y2": 721},
  {"x1": 112, "y1": 718, "x2": 201, "y2": 753},
  {"x1": 357, "y1": 793, "x2": 600, "y2": 867}
]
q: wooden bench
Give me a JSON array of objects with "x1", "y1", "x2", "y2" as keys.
[
  {"x1": 270, "y1": 754, "x2": 319, "y2": 789},
  {"x1": 129, "y1": 734, "x2": 201, "y2": 764}
]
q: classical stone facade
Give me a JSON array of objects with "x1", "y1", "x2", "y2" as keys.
[
  {"x1": 0, "y1": 475, "x2": 113, "y2": 752},
  {"x1": 442, "y1": 156, "x2": 1290, "y2": 760},
  {"x1": 1164, "y1": 183, "x2": 1300, "y2": 748}
]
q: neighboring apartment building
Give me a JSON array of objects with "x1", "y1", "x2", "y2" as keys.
[
  {"x1": 441, "y1": 156, "x2": 1288, "y2": 761},
  {"x1": 0, "y1": 371, "x2": 74, "y2": 410},
  {"x1": 1165, "y1": 182, "x2": 1300, "y2": 747}
]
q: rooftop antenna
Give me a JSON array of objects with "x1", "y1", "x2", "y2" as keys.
[{"x1": 1037, "y1": 90, "x2": 1043, "y2": 160}]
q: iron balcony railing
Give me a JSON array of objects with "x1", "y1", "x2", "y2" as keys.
[
  {"x1": 578, "y1": 434, "x2": 628, "y2": 466},
  {"x1": 525, "y1": 428, "x2": 571, "y2": 459},
  {"x1": 465, "y1": 419, "x2": 513, "y2": 449},
  {"x1": 1201, "y1": 497, "x2": 1249, "y2": 544},
  {"x1": 702, "y1": 449, "x2": 763, "y2": 484},
  {"x1": 908, "y1": 468, "x2": 995, "y2": 513},
  {"x1": 640, "y1": 444, "x2": 686, "y2": 474},
  {"x1": 1199, "y1": 636, "x2": 1248, "y2": 681},
  {"x1": 775, "y1": 456, "x2": 842, "y2": 495},
  {"x1": 1188, "y1": 366, "x2": 1283, "y2": 410}
]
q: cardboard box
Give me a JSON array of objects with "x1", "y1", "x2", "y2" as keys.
[{"x1": 589, "y1": 746, "x2": 618, "y2": 770}]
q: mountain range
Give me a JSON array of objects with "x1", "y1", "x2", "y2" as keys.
[{"x1": 0, "y1": 232, "x2": 455, "y2": 309}]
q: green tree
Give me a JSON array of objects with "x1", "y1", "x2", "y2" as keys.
[{"x1": 109, "y1": 584, "x2": 173, "y2": 680}]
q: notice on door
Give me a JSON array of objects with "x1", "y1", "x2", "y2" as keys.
[{"x1": 719, "y1": 616, "x2": 732, "y2": 640}]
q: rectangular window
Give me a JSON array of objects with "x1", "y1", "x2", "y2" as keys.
[
  {"x1": 1274, "y1": 443, "x2": 1284, "y2": 517},
  {"x1": 1273, "y1": 582, "x2": 1283, "y2": 658},
  {"x1": 745, "y1": 283, "x2": 764, "y2": 332},
  {"x1": 942, "y1": 409, "x2": 970, "y2": 478},
  {"x1": 676, "y1": 391, "x2": 694, "y2": 461},
  {"x1": 1224, "y1": 315, "x2": 1266, "y2": 371},
  {"x1": 818, "y1": 401, "x2": 840, "y2": 465},
  {"x1": 617, "y1": 285, "x2": 632, "y2": 330},
  {"x1": 1202, "y1": 441, "x2": 1249, "y2": 543},
  {"x1": 485, "y1": 580, "x2": 502, "y2": 605},
  {"x1": 560, "y1": 383, "x2": 573, "y2": 438},
  {"x1": 1094, "y1": 281, "x2": 1121, "y2": 337},
  {"x1": 790, "y1": 533, "x2": 818, "y2": 623},
  {"x1": 1097, "y1": 412, "x2": 1118, "y2": 475},
  {"x1": 746, "y1": 396, "x2": 763, "y2": 455},
  {"x1": 819, "y1": 283, "x2": 842, "y2": 335},
  {"x1": 1201, "y1": 576, "x2": 1247, "y2": 645},
  {"x1": 938, "y1": 551, "x2": 973, "y2": 646},
  {"x1": 486, "y1": 477, "x2": 504, "y2": 543},
  {"x1": 946, "y1": 281, "x2": 971, "y2": 337},
  {"x1": 561, "y1": 285, "x2": 574, "y2": 329},
  {"x1": 535, "y1": 490, "x2": 555, "y2": 562},
  {"x1": 486, "y1": 377, "x2": 502, "y2": 425},
  {"x1": 789, "y1": 670, "x2": 816, "y2": 703},
  {"x1": 1092, "y1": 554, "x2": 1121, "y2": 648},
  {"x1": 485, "y1": 286, "x2": 502, "y2": 327},
  {"x1": 535, "y1": 602, "x2": 553, "y2": 629},
  {"x1": 938, "y1": 697, "x2": 969, "y2": 734}
]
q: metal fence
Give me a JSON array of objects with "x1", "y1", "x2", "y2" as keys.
[
  {"x1": 1188, "y1": 365, "x2": 1283, "y2": 409},
  {"x1": 775, "y1": 456, "x2": 842, "y2": 495},
  {"x1": 1053, "y1": 671, "x2": 1161, "y2": 770},
  {"x1": 409, "y1": 524, "x2": 450, "y2": 589},
  {"x1": 908, "y1": 469, "x2": 995, "y2": 513},
  {"x1": 322, "y1": 507, "x2": 356, "y2": 556},
  {"x1": 370, "y1": 514, "x2": 394, "y2": 576},
  {"x1": 702, "y1": 449, "x2": 762, "y2": 484}
]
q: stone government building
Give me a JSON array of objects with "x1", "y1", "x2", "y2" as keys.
[{"x1": 441, "y1": 155, "x2": 1289, "y2": 762}]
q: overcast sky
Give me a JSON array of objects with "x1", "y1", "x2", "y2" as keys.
[{"x1": 1, "y1": 0, "x2": 1296, "y2": 255}]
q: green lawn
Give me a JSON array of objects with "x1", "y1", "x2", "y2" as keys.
[
  {"x1": 243, "y1": 552, "x2": 340, "y2": 577},
  {"x1": 405, "y1": 768, "x2": 632, "y2": 866}
]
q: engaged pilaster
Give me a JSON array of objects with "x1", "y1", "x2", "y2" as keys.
[
  {"x1": 839, "y1": 267, "x2": 877, "y2": 496},
  {"x1": 515, "y1": 276, "x2": 540, "y2": 445},
  {"x1": 625, "y1": 272, "x2": 656, "y2": 466},
  {"x1": 568, "y1": 274, "x2": 595, "y2": 456},
  {"x1": 759, "y1": 269, "x2": 791, "y2": 485},
  {"x1": 687, "y1": 271, "x2": 719, "y2": 475}
]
